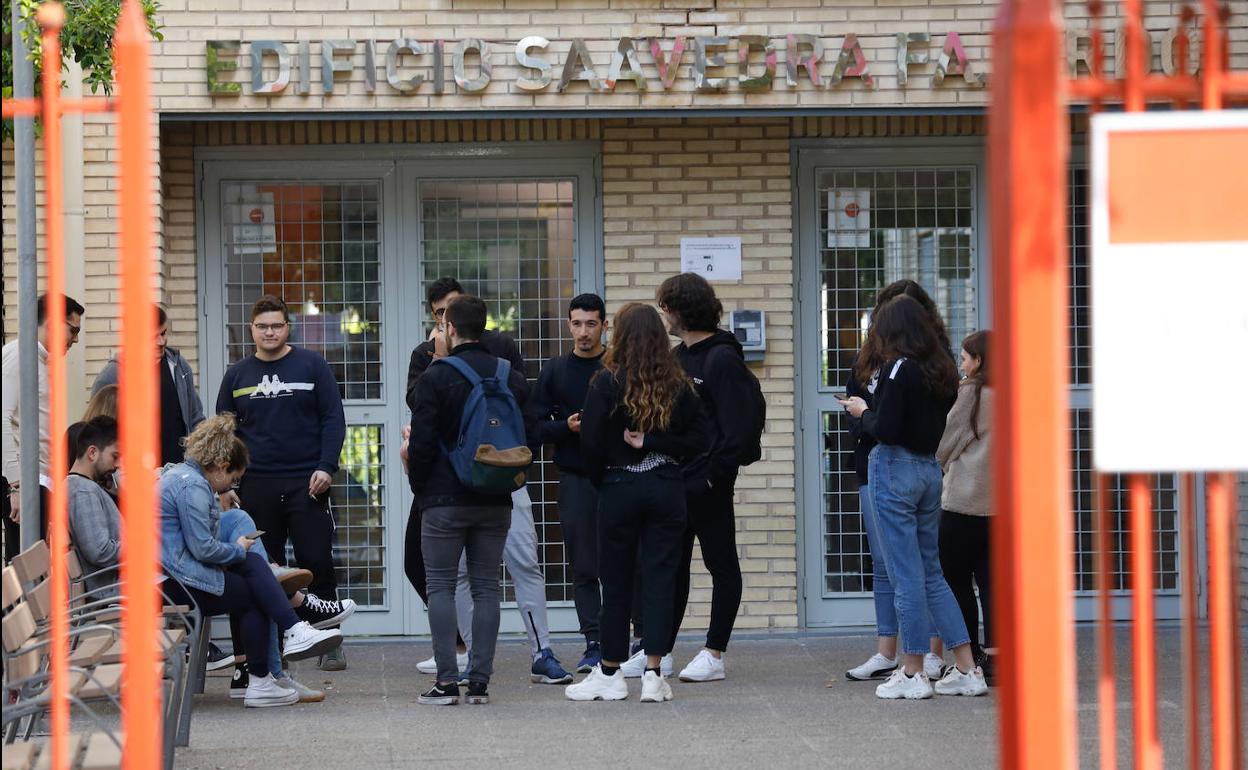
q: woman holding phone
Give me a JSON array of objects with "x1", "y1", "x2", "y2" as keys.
[
  {"x1": 159, "y1": 414, "x2": 344, "y2": 708},
  {"x1": 840, "y1": 296, "x2": 987, "y2": 699}
]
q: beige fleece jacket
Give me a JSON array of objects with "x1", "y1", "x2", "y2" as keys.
[{"x1": 937, "y1": 383, "x2": 992, "y2": 516}]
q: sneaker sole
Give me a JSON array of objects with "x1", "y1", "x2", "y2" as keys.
[
  {"x1": 678, "y1": 672, "x2": 725, "y2": 683},
  {"x1": 876, "y1": 689, "x2": 934, "y2": 700},
  {"x1": 640, "y1": 693, "x2": 673, "y2": 703},
  {"x1": 417, "y1": 696, "x2": 458, "y2": 706},
  {"x1": 229, "y1": 689, "x2": 247, "y2": 700},
  {"x1": 465, "y1": 695, "x2": 489, "y2": 705},
  {"x1": 244, "y1": 693, "x2": 300, "y2": 708},
  {"x1": 285, "y1": 634, "x2": 342, "y2": 662},
  {"x1": 935, "y1": 685, "x2": 989, "y2": 697},
  {"x1": 317, "y1": 657, "x2": 347, "y2": 672},
  {"x1": 565, "y1": 692, "x2": 628, "y2": 702},
  {"x1": 845, "y1": 667, "x2": 896, "y2": 681},
  {"x1": 310, "y1": 603, "x2": 357, "y2": 630},
  {"x1": 531, "y1": 674, "x2": 573, "y2": 684},
  {"x1": 206, "y1": 656, "x2": 236, "y2": 672},
  {"x1": 278, "y1": 570, "x2": 314, "y2": 595},
  {"x1": 575, "y1": 664, "x2": 595, "y2": 674}
]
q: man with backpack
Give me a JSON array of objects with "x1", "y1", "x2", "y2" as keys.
[
  {"x1": 407, "y1": 294, "x2": 538, "y2": 706},
  {"x1": 656, "y1": 273, "x2": 767, "y2": 684}
]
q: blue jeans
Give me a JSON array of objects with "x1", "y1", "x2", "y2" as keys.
[
  {"x1": 867, "y1": 445, "x2": 970, "y2": 656},
  {"x1": 860, "y1": 483, "x2": 936, "y2": 641},
  {"x1": 219, "y1": 508, "x2": 285, "y2": 677}
]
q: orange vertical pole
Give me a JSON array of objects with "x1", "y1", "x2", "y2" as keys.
[
  {"x1": 1123, "y1": 0, "x2": 1146, "y2": 111},
  {"x1": 38, "y1": 5, "x2": 70, "y2": 769},
  {"x1": 1201, "y1": 0, "x2": 1224, "y2": 108},
  {"x1": 1093, "y1": 474, "x2": 1117, "y2": 770},
  {"x1": 1206, "y1": 472, "x2": 1243, "y2": 770},
  {"x1": 988, "y1": 0, "x2": 1076, "y2": 767},
  {"x1": 1179, "y1": 473, "x2": 1200, "y2": 770},
  {"x1": 1128, "y1": 474, "x2": 1160, "y2": 770},
  {"x1": 114, "y1": 1, "x2": 162, "y2": 768}
]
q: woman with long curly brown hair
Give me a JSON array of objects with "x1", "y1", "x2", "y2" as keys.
[{"x1": 566, "y1": 303, "x2": 707, "y2": 704}]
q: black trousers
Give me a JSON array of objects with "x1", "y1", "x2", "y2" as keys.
[
  {"x1": 597, "y1": 467, "x2": 687, "y2": 663},
  {"x1": 669, "y1": 479, "x2": 742, "y2": 653},
  {"x1": 558, "y1": 471, "x2": 601, "y2": 643},
  {"x1": 239, "y1": 475, "x2": 338, "y2": 601},
  {"x1": 3, "y1": 483, "x2": 47, "y2": 563},
  {"x1": 403, "y1": 499, "x2": 465, "y2": 649},
  {"x1": 938, "y1": 509, "x2": 992, "y2": 655}
]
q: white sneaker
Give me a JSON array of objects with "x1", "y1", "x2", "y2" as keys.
[
  {"x1": 565, "y1": 665, "x2": 628, "y2": 701},
  {"x1": 845, "y1": 652, "x2": 898, "y2": 681},
  {"x1": 274, "y1": 675, "x2": 325, "y2": 703},
  {"x1": 875, "y1": 669, "x2": 934, "y2": 700},
  {"x1": 417, "y1": 651, "x2": 469, "y2": 675},
  {"x1": 934, "y1": 665, "x2": 989, "y2": 697},
  {"x1": 678, "y1": 650, "x2": 726, "y2": 682},
  {"x1": 283, "y1": 621, "x2": 343, "y2": 661},
  {"x1": 924, "y1": 652, "x2": 946, "y2": 680},
  {"x1": 243, "y1": 674, "x2": 299, "y2": 708},
  {"x1": 619, "y1": 649, "x2": 673, "y2": 678},
  {"x1": 639, "y1": 670, "x2": 673, "y2": 703}
]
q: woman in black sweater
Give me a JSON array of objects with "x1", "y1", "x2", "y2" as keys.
[
  {"x1": 565, "y1": 303, "x2": 708, "y2": 704},
  {"x1": 841, "y1": 295, "x2": 987, "y2": 699}
]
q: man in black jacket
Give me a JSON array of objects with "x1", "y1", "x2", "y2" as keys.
[
  {"x1": 528, "y1": 293, "x2": 608, "y2": 673},
  {"x1": 404, "y1": 278, "x2": 571, "y2": 686},
  {"x1": 656, "y1": 272, "x2": 760, "y2": 684},
  {"x1": 407, "y1": 294, "x2": 534, "y2": 704}
]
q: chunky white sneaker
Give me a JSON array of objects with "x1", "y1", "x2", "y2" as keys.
[
  {"x1": 619, "y1": 649, "x2": 673, "y2": 678},
  {"x1": 924, "y1": 652, "x2": 946, "y2": 680},
  {"x1": 845, "y1": 652, "x2": 898, "y2": 681},
  {"x1": 417, "y1": 651, "x2": 469, "y2": 675},
  {"x1": 243, "y1": 674, "x2": 299, "y2": 708},
  {"x1": 282, "y1": 621, "x2": 343, "y2": 661},
  {"x1": 678, "y1": 650, "x2": 726, "y2": 682},
  {"x1": 934, "y1": 665, "x2": 989, "y2": 697},
  {"x1": 274, "y1": 675, "x2": 325, "y2": 703},
  {"x1": 639, "y1": 670, "x2": 674, "y2": 703},
  {"x1": 565, "y1": 666, "x2": 628, "y2": 701},
  {"x1": 875, "y1": 669, "x2": 934, "y2": 700}
]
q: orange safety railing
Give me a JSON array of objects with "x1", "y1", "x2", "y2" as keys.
[
  {"x1": 2, "y1": 2, "x2": 161, "y2": 768},
  {"x1": 990, "y1": 1, "x2": 1244, "y2": 769}
]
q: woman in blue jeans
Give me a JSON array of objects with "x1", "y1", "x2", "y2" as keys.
[
  {"x1": 841, "y1": 295, "x2": 987, "y2": 699},
  {"x1": 160, "y1": 414, "x2": 343, "y2": 708}
]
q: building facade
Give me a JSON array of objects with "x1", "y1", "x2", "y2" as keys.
[{"x1": 4, "y1": 0, "x2": 1246, "y2": 635}]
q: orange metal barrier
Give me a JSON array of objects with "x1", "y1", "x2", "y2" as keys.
[
  {"x1": 3, "y1": 2, "x2": 161, "y2": 768},
  {"x1": 991, "y1": 1, "x2": 1244, "y2": 769}
]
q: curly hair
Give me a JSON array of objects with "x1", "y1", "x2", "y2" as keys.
[
  {"x1": 183, "y1": 413, "x2": 250, "y2": 471},
  {"x1": 656, "y1": 273, "x2": 723, "y2": 333},
  {"x1": 601, "y1": 303, "x2": 690, "y2": 433}
]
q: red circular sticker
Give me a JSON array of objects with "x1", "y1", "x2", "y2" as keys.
[
  {"x1": 844, "y1": 202, "x2": 860, "y2": 218},
  {"x1": 249, "y1": 208, "x2": 264, "y2": 224}
]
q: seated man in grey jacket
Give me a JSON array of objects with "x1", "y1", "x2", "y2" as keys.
[
  {"x1": 66, "y1": 417, "x2": 123, "y2": 600},
  {"x1": 91, "y1": 306, "x2": 204, "y2": 465}
]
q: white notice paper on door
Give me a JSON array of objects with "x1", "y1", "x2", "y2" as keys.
[{"x1": 680, "y1": 237, "x2": 742, "y2": 282}]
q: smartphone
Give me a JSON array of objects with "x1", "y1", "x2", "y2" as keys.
[
  {"x1": 830, "y1": 392, "x2": 848, "y2": 401},
  {"x1": 244, "y1": 530, "x2": 266, "y2": 539}
]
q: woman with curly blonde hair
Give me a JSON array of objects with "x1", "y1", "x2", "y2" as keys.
[
  {"x1": 565, "y1": 303, "x2": 707, "y2": 704},
  {"x1": 159, "y1": 414, "x2": 344, "y2": 708}
]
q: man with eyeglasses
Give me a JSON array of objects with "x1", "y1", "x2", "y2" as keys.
[
  {"x1": 216, "y1": 294, "x2": 356, "y2": 671},
  {"x1": 402, "y1": 277, "x2": 573, "y2": 686},
  {"x1": 2, "y1": 293, "x2": 85, "y2": 561}
]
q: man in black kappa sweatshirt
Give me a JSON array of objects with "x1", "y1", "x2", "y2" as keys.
[
  {"x1": 656, "y1": 273, "x2": 761, "y2": 683},
  {"x1": 527, "y1": 293, "x2": 608, "y2": 673}
]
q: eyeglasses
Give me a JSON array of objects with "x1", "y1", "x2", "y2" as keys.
[
  {"x1": 252, "y1": 322, "x2": 288, "y2": 333},
  {"x1": 432, "y1": 308, "x2": 446, "y2": 319},
  {"x1": 66, "y1": 323, "x2": 81, "y2": 337}
]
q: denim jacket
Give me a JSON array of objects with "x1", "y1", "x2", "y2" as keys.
[{"x1": 159, "y1": 459, "x2": 245, "y2": 595}]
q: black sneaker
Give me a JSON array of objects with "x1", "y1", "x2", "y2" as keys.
[
  {"x1": 229, "y1": 665, "x2": 249, "y2": 700},
  {"x1": 418, "y1": 682, "x2": 459, "y2": 706},
  {"x1": 294, "y1": 593, "x2": 358, "y2": 629},
  {"x1": 206, "y1": 642, "x2": 235, "y2": 671},
  {"x1": 465, "y1": 681, "x2": 489, "y2": 705}
]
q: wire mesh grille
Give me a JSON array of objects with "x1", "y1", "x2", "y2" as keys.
[
  {"x1": 815, "y1": 165, "x2": 978, "y2": 595},
  {"x1": 419, "y1": 179, "x2": 577, "y2": 602},
  {"x1": 222, "y1": 181, "x2": 383, "y2": 401},
  {"x1": 1069, "y1": 166, "x2": 1092, "y2": 386}
]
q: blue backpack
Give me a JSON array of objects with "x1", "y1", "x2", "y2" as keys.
[{"x1": 433, "y1": 355, "x2": 533, "y2": 495}]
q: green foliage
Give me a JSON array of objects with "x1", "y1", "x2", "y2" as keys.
[{"x1": 2, "y1": 0, "x2": 162, "y2": 141}]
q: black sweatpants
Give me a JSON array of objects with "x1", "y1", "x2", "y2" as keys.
[
  {"x1": 403, "y1": 499, "x2": 466, "y2": 649},
  {"x1": 938, "y1": 509, "x2": 992, "y2": 656},
  {"x1": 597, "y1": 466, "x2": 687, "y2": 663},
  {"x1": 239, "y1": 474, "x2": 338, "y2": 601},
  {"x1": 669, "y1": 479, "x2": 742, "y2": 653},
  {"x1": 558, "y1": 471, "x2": 601, "y2": 644}
]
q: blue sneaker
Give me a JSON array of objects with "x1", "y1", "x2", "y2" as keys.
[
  {"x1": 576, "y1": 642, "x2": 602, "y2": 674},
  {"x1": 530, "y1": 648, "x2": 573, "y2": 684}
]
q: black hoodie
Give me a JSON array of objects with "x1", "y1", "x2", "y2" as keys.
[{"x1": 674, "y1": 329, "x2": 759, "y2": 490}]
